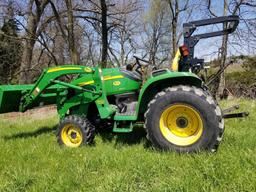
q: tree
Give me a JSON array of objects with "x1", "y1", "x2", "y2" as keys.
[
  {"x1": 0, "y1": 0, "x2": 253, "y2": 86},
  {"x1": 0, "y1": 1, "x2": 22, "y2": 84},
  {"x1": 218, "y1": 0, "x2": 228, "y2": 97},
  {"x1": 207, "y1": 0, "x2": 255, "y2": 97},
  {"x1": 72, "y1": 0, "x2": 113, "y2": 68},
  {"x1": 100, "y1": 0, "x2": 108, "y2": 67},
  {"x1": 19, "y1": 0, "x2": 50, "y2": 84},
  {"x1": 107, "y1": 0, "x2": 139, "y2": 67},
  {"x1": 142, "y1": 0, "x2": 172, "y2": 67},
  {"x1": 74, "y1": 0, "x2": 139, "y2": 68},
  {"x1": 167, "y1": 0, "x2": 190, "y2": 59},
  {"x1": 243, "y1": 56, "x2": 256, "y2": 71},
  {"x1": 49, "y1": 0, "x2": 81, "y2": 65}
]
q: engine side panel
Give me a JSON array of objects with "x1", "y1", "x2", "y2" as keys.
[{"x1": 73, "y1": 68, "x2": 141, "y2": 96}]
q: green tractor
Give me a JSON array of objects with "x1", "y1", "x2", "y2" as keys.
[{"x1": 0, "y1": 16, "x2": 247, "y2": 153}]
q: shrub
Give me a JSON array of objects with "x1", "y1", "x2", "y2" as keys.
[{"x1": 226, "y1": 71, "x2": 256, "y2": 98}]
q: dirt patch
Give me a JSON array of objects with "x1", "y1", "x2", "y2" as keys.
[{"x1": 0, "y1": 105, "x2": 58, "y2": 120}]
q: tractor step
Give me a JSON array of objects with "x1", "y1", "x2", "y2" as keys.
[
  {"x1": 113, "y1": 121, "x2": 133, "y2": 133},
  {"x1": 114, "y1": 113, "x2": 137, "y2": 121},
  {"x1": 116, "y1": 111, "x2": 136, "y2": 116},
  {"x1": 114, "y1": 101, "x2": 137, "y2": 120}
]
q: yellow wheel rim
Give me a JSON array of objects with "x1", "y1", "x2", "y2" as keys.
[
  {"x1": 159, "y1": 104, "x2": 203, "y2": 146},
  {"x1": 61, "y1": 124, "x2": 83, "y2": 147}
]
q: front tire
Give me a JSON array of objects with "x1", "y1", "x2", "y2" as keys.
[
  {"x1": 145, "y1": 85, "x2": 224, "y2": 153},
  {"x1": 57, "y1": 115, "x2": 95, "y2": 147}
]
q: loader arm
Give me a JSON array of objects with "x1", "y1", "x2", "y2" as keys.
[{"x1": 20, "y1": 66, "x2": 94, "y2": 112}]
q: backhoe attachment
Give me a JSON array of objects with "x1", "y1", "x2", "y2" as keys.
[{"x1": 172, "y1": 15, "x2": 239, "y2": 73}]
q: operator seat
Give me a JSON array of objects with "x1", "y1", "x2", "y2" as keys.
[{"x1": 119, "y1": 66, "x2": 142, "y2": 82}]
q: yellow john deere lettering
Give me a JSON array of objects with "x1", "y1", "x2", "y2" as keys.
[
  {"x1": 78, "y1": 75, "x2": 124, "y2": 86},
  {"x1": 78, "y1": 80, "x2": 95, "y2": 86},
  {"x1": 47, "y1": 67, "x2": 82, "y2": 73},
  {"x1": 103, "y1": 75, "x2": 124, "y2": 81}
]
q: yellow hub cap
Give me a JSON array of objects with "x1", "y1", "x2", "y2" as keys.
[
  {"x1": 159, "y1": 104, "x2": 203, "y2": 146},
  {"x1": 61, "y1": 124, "x2": 83, "y2": 147}
]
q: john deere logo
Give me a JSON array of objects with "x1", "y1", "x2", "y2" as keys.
[
  {"x1": 84, "y1": 67, "x2": 92, "y2": 73},
  {"x1": 113, "y1": 81, "x2": 121, "y2": 86}
]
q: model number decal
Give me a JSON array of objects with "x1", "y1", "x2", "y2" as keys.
[{"x1": 113, "y1": 81, "x2": 121, "y2": 86}]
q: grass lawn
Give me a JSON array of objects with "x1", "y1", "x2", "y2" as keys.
[{"x1": 0, "y1": 99, "x2": 255, "y2": 192}]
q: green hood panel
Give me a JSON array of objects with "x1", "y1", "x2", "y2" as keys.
[{"x1": 72, "y1": 67, "x2": 141, "y2": 95}]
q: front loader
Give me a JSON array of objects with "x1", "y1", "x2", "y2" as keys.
[{"x1": 0, "y1": 15, "x2": 247, "y2": 153}]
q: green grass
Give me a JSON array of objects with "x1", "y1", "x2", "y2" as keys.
[{"x1": 0, "y1": 99, "x2": 256, "y2": 192}]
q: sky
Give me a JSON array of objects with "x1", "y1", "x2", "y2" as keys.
[
  {"x1": 136, "y1": 0, "x2": 255, "y2": 62},
  {"x1": 1, "y1": 0, "x2": 255, "y2": 64},
  {"x1": 187, "y1": 0, "x2": 256, "y2": 61}
]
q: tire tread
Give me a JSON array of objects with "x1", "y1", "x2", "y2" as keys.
[{"x1": 144, "y1": 85, "x2": 225, "y2": 152}]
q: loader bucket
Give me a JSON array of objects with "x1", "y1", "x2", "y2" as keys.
[
  {"x1": 0, "y1": 85, "x2": 34, "y2": 113},
  {"x1": 0, "y1": 84, "x2": 63, "y2": 114}
]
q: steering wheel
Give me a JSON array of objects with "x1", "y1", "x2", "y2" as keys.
[
  {"x1": 133, "y1": 56, "x2": 150, "y2": 74},
  {"x1": 133, "y1": 56, "x2": 150, "y2": 66}
]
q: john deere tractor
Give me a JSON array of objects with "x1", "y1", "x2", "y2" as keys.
[{"x1": 0, "y1": 16, "x2": 247, "y2": 153}]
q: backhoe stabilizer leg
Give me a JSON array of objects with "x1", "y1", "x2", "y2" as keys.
[
  {"x1": 223, "y1": 112, "x2": 249, "y2": 119},
  {"x1": 222, "y1": 105, "x2": 240, "y2": 114}
]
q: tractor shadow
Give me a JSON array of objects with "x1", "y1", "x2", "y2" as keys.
[
  {"x1": 3, "y1": 125, "x2": 151, "y2": 149},
  {"x1": 96, "y1": 126, "x2": 151, "y2": 148},
  {"x1": 3, "y1": 126, "x2": 57, "y2": 140}
]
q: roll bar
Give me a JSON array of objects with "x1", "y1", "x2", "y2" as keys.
[{"x1": 181, "y1": 15, "x2": 239, "y2": 72}]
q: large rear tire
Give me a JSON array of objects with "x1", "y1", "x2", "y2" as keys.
[
  {"x1": 144, "y1": 85, "x2": 224, "y2": 153},
  {"x1": 57, "y1": 115, "x2": 95, "y2": 147}
]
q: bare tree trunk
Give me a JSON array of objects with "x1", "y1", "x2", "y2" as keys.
[
  {"x1": 120, "y1": 30, "x2": 125, "y2": 66},
  {"x1": 100, "y1": 0, "x2": 108, "y2": 68},
  {"x1": 168, "y1": 0, "x2": 189, "y2": 59},
  {"x1": 65, "y1": 0, "x2": 79, "y2": 64},
  {"x1": 50, "y1": 0, "x2": 81, "y2": 65},
  {"x1": 20, "y1": 38, "x2": 36, "y2": 84},
  {"x1": 149, "y1": 25, "x2": 157, "y2": 66},
  {"x1": 218, "y1": 0, "x2": 228, "y2": 98},
  {"x1": 19, "y1": 0, "x2": 50, "y2": 84},
  {"x1": 209, "y1": 0, "x2": 244, "y2": 98},
  {"x1": 171, "y1": 0, "x2": 179, "y2": 59},
  {"x1": 171, "y1": 17, "x2": 177, "y2": 59},
  {"x1": 19, "y1": 1, "x2": 36, "y2": 84}
]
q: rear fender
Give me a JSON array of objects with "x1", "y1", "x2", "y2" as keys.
[{"x1": 136, "y1": 72, "x2": 202, "y2": 120}]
